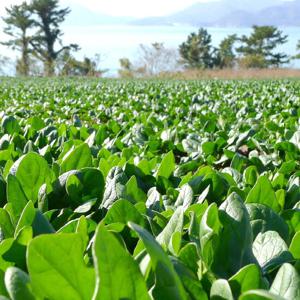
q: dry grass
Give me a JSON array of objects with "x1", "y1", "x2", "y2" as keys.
[{"x1": 157, "y1": 68, "x2": 300, "y2": 80}]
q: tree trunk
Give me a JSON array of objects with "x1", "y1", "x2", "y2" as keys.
[
  {"x1": 21, "y1": 49, "x2": 29, "y2": 76},
  {"x1": 20, "y1": 34, "x2": 29, "y2": 76},
  {"x1": 45, "y1": 58, "x2": 55, "y2": 76}
]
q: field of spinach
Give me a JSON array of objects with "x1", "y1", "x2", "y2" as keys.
[{"x1": 0, "y1": 78, "x2": 299, "y2": 300}]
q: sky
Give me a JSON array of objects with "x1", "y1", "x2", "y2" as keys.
[{"x1": 0, "y1": 0, "x2": 211, "y2": 17}]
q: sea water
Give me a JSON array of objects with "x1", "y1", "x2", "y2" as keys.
[{"x1": 1, "y1": 24, "x2": 300, "y2": 76}]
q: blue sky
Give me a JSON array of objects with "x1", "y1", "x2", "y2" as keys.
[{"x1": 0, "y1": 0, "x2": 210, "y2": 17}]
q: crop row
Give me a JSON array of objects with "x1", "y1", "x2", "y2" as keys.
[{"x1": 0, "y1": 79, "x2": 299, "y2": 299}]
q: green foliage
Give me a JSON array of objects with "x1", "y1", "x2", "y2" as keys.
[
  {"x1": 2, "y1": 0, "x2": 79, "y2": 76},
  {"x1": 246, "y1": 175, "x2": 280, "y2": 212},
  {"x1": 30, "y1": 0, "x2": 79, "y2": 76},
  {"x1": 58, "y1": 50, "x2": 106, "y2": 77},
  {"x1": 93, "y1": 225, "x2": 150, "y2": 300},
  {"x1": 4, "y1": 267, "x2": 34, "y2": 300},
  {"x1": 27, "y1": 233, "x2": 95, "y2": 300},
  {"x1": 179, "y1": 28, "x2": 218, "y2": 69},
  {"x1": 237, "y1": 25, "x2": 289, "y2": 68},
  {"x1": 179, "y1": 26, "x2": 290, "y2": 70},
  {"x1": 216, "y1": 34, "x2": 238, "y2": 68},
  {"x1": 0, "y1": 78, "x2": 299, "y2": 299},
  {"x1": 1, "y1": 2, "x2": 34, "y2": 76}
]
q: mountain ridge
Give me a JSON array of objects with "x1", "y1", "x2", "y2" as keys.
[
  {"x1": 63, "y1": 3, "x2": 134, "y2": 26},
  {"x1": 130, "y1": 0, "x2": 300, "y2": 27}
]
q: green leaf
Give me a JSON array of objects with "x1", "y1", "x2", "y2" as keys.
[
  {"x1": 289, "y1": 231, "x2": 300, "y2": 259},
  {"x1": 74, "y1": 199, "x2": 96, "y2": 213},
  {"x1": 1, "y1": 116, "x2": 20, "y2": 135},
  {"x1": 281, "y1": 210, "x2": 300, "y2": 240},
  {"x1": 125, "y1": 175, "x2": 147, "y2": 203},
  {"x1": 32, "y1": 210, "x2": 55, "y2": 236},
  {"x1": 246, "y1": 176, "x2": 280, "y2": 212},
  {"x1": 27, "y1": 233, "x2": 95, "y2": 300},
  {"x1": 157, "y1": 151, "x2": 175, "y2": 179},
  {"x1": 9, "y1": 152, "x2": 50, "y2": 203},
  {"x1": 210, "y1": 279, "x2": 233, "y2": 300},
  {"x1": 270, "y1": 263, "x2": 300, "y2": 300},
  {"x1": 252, "y1": 231, "x2": 293, "y2": 273},
  {"x1": 239, "y1": 290, "x2": 285, "y2": 300},
  {"x1": 0, "y1": 270, "x2": 8, "y2": 297},
  {"x1": 212, "y1": 193, "x2": 256, "y2": 278},
  {"x1": 0, "y1": 239, "x2": 15, "y2": 271},
  {"x1": 66, "y1": 167, "x2": 104, "y2": 206},
  {"x1": 99, "y1": 158, "x2": 111, "y2": 179},
  {"x1": 246, "y1": 204, "x2": 289, "y2": 242},
  {"x1": 146, "y1": 187, "x2": 162, "y2": 210},
  {"x1": 60, "y1": 143, "x2": 92, "y2": 174},
  {"x1": 0, "y1": 209, "x2": 14, "y2": 240},
  {"x1": 175, "y1": 184, "x2": 194, "y2": 210},
  {"x1": 156, "y1": 206, "x2": 184, "y2": 255},
  {"x1": 128, "y1": 222, "x2": 187, "y2": 300},
  {"x1": 202, "y1": 141, "x2": 216, "y2": 156},
  {"x1": 102, "y1": 167, "x2": 128, "y2": 209},
  {"x1": 1, "y1": 226, "x2": 31, "y2": 273},
  {"x1": 178, "y1": 243, "x2": 199, "y2": 275},
  {"x1": 229, "y1": 264, "x2": 264, "y2": 298},
  {"x1": 278, "y1": 161, "x2": 296, "y2": 175},
  {"x1": 201, "y1": 171, "x2": 229, "y2": 203},
  {"x1": 14, "y1": 201, "x2": 36, "y2": 237},
  {"x1": 171, "y1": 256, "x2": 208, "y2": 300},
  {"x1": 231, "y1": 153, "x2": 248, "y2": 173},
  {"x1": 290, "y1": 131, "x2": 300, "y2": 149},
  {"x1": 6, "y1": 175, "x2": 28, "y2": 223},
  {"x1": 103, "y1": 199, "x2": 145, "y2": 230},
  {"x1": 92, "y1": 225, "x2": 150, "y2": 300},
  {"x1": 199, "y1": 203, "x2": 222, "y2": 268},
  {"x1": 4, "y1": 267, "x2": 34, "y2": 300},
  {"x1": 57, "y1": 217, "x2": 95, "y2": 243},
  {"x1": 243, "y1": 166, "x2": 258, "y2": 186},
  {"x1": 15, "y1": 201, "x2": 54, "y2": 237}
]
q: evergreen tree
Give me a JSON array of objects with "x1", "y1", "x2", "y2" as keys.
[
  {"x1": 236, "y1": 26, "x2": 289, "y2": 68},
  {"x1": 179, "y1": 28, "x2": 218, "y2": 69},
  {"x1": 29, "y1": 0, "x2": 79, "y2": 76},
  {"x1": 216, "y1": 34, "x2": 237, "y2": 69},
  {"x1": 2, "y1": 2, "x2": 34, "y2": 76}
]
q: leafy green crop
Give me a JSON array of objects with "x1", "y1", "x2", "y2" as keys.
[{"x1": 0, "y1": 78, "x2": 299, "y2": 299}]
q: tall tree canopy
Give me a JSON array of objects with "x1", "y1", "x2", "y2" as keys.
[
  {"x1": 179, "y1": 28, "x2": 218, "y2": 69},
  {"x1": 29, "y1": 0, "x2": 79, "y2": 76},
  {"x1": 216, "y1": 34, "x2": 238, "y2": 69},
  {"x1": 2, "y1": 2, "x2": 34, "y2": 76},
  {"x1": 236, "y1": 26, "x2": 289, "y2": 68}
]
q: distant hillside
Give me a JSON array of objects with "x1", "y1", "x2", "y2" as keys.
[
  {"x1": 131, "y1": 0, "x2": 300, "y2": 27},
  {"x1": 254, "y1": 1, "x2": 300, "y2": 26},
  {"x1": 64, "y1": 3, "x2": 134, "y2": 26}
]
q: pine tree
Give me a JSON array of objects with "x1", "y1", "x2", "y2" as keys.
[
  {"x1": 29, "y1": 0, "x2": 79, "y2": 76},
  {"x1": 2, "y1": 2, "x2": 34, "y2": 76},
  {"x1": 179, "y1": 28, "x2": 218, "y2": 69},
  {"x1": 236, "y1": 26, "x2": 289, "y2": 68}
]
